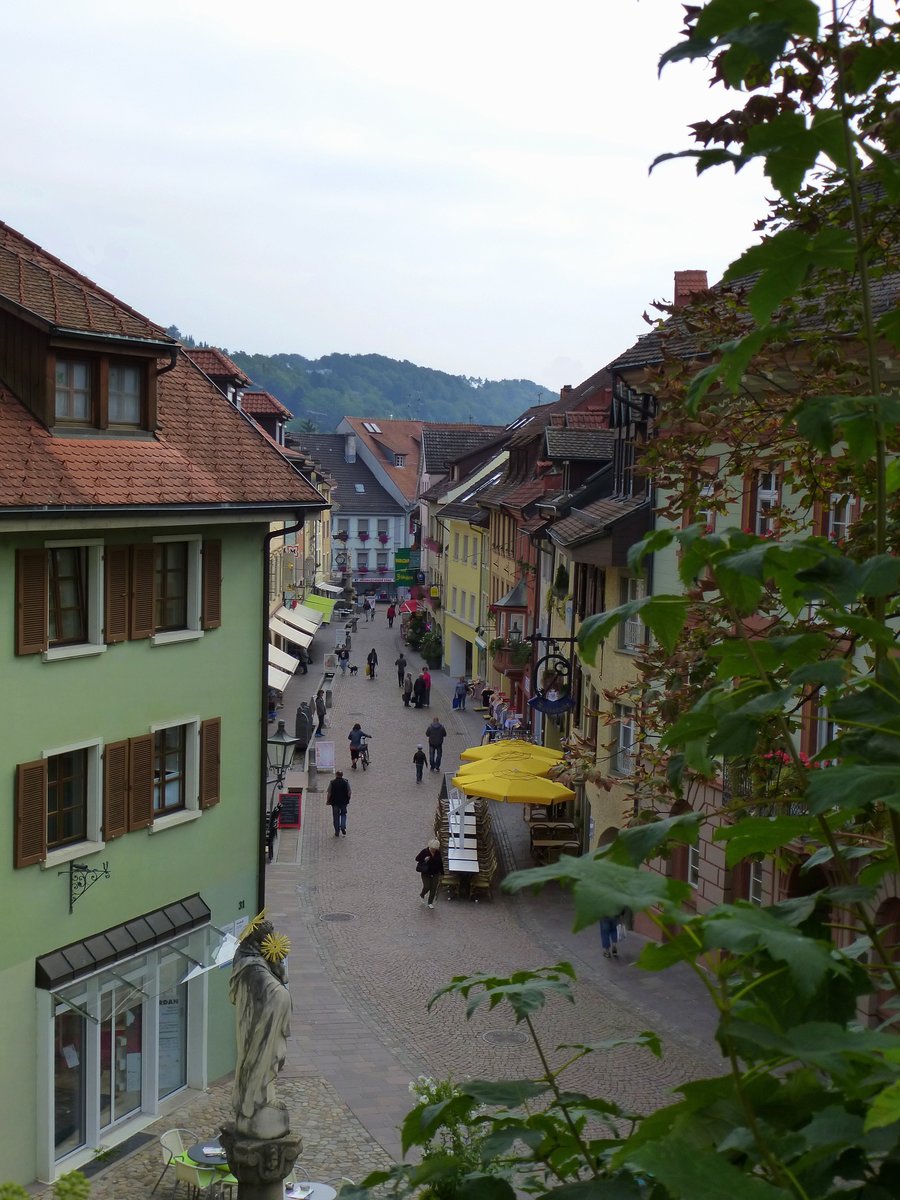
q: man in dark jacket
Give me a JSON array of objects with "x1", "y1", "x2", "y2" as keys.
[
  {"x1": 326, "y1": 770, "x2": 351, "y2": 836},
  {"x1": 412, "y1": 673, "x2": 426, "y2": 708},
  {"x1": 425, "y1": 718, "x2": 447, "y2": 771},
  {"x1": 395, "y1": 652, "x2": 407, "y2": 688},
  {"x1": 315, "y1": 690, "x2": 327, "y2": 737}
]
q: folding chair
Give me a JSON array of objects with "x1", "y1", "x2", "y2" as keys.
[{"x1": 152, "y1": 1129, "x2": 198, "y2": 1195}]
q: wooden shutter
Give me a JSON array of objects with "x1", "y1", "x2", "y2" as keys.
[
  {"x1": 15, "y1": 759, "x2": 47, "y2": 867},
  {"x1": 104, "y1": 545, "x2": 130, "y2": 644},
  {"x1": 130, "y1": 544, "x2": 155, "y2": 639},
  {"x1": 128, "y1": 733, "x2": 154, "y2": 830},
  {"x1": 201, "y1": 540, "x2": 222, "y2": 630},
  {"x1": 103, "y1": 740, "x2": 129, "y2": 840},
  {"x1": 199, "y1": 718, "x2": 221, "y2": 809},
  {"x1": 16, "y1": 549, "x2": 48, "y2": 655}
]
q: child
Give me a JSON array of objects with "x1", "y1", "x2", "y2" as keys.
[{"x1": 413, "y1": 744, "x2": 427, "y2": 784}]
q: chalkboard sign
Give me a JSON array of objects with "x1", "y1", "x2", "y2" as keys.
[{"x1": 278, "y1": 789, "x2": 302, "y2": 828}]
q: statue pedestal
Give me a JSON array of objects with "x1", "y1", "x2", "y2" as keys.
[{"x1": 220, "y1": 1120, "x2": 301, "y2": 1200}]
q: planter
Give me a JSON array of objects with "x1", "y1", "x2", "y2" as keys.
[
  {"x1": 492, "y1": 647, "x2": 530, "y2": 677},
  {"x1": 425, "y1": 653, "x2": 443, "y2": 670}
]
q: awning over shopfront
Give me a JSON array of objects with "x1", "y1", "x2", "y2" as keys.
[
  {"x1": 274, "y1": 606, "x2": 319, "y2": 636},
  {"x1": 269, "y1": 616, "x2": 313, "y2": 649},
  {"x1": 285, "y1": 603, "x2": 325, "y2": 627},
  {"x1": 314, "y1": 582, "x2": 344, "y2": 595},
  {"x1": 269, "y1": 644, "x2": 299, "y2": 674},
  {"x1": 303, "y1": 594, "x2": 336, "y2": 616},
  {"x1": 268, "y1": 663, "x2": 292, "y2": 692}
]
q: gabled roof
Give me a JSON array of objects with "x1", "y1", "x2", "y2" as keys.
[
  {"x1": 241, "y1": 389, "x2": 292, "y2": 418},
  {"x1": 436, "y1": 467, "x2": 506, "y2": 521},
  {"x1": 0, "y1": 222, "x2": 325, "y2": 514},
  {"x1": 340, "y1": 417, "x2": 424, "y2": 504},
  {"x1": 549, "y1": 494, "x2": 650, "y2": 547},
  {"x1": 287, "y1": 433, "x2": 402, "y2": 515},
  {"x1": 420, "y1": 425, "x2": 501, "y2": 474},
  {"x1": 186, "y1": 347, "x2": 252, "y2": 386}
]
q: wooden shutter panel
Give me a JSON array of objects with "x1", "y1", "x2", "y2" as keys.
[
  {"x1": 15, "y1": 759, "x2": 47, "y2": 867},
  {"x1": 199, "y1": 718, "x2": 221, "y2": 809},
  {"x1": 201, "y1": 540, "x2": 222, "y2": 630},
  {"x1": 103, "y1": 740, "x2": 129, "y2": 840},
  {"x1": 128, "y1": 733, "x2": 154, "y2": 830},
  {"x1": 104, "y1": 545, "x2": 130, "y2": 644},
  {"x1": 130, "y1": 544, "x2": 155, "y2": 639},
  {"x1": 16, "y1": 549, "x2": 48, "y2": 655}
]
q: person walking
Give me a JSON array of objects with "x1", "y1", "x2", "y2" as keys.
[
  {"x1": 421, "y1": 667, "x2": 432, "y2": 707},
  {"x1": 347, "y1": 723, "x2": 372, "y2": 768},
  {"x1": 366, "y1": 648, "x2": 378, "y2": 678},
  {"x1": 599, "y1": 915, "x2": 620, "y2": 959},
  {"x1": 363, "y1": 597, "x2": 372, "y2": 622},
  {"x1": 412, "y1": 672, "x2": 426, "y2": 709},
  {"x1": 416, "y1": 839, "x2": 444, "y2": 908},
  {"x1": 403, "y1": 673, "x2": 414, "y2": 707},
  {"x1": 413, "y1": 744, "x2": 427, "y2": 784},
  {"x1": 395, "y1": 652, "x2": 407, "y2": 688},
  {"x1": 314, "y1": 690, "x2": 327, "y2": 737},
  {"x1": 387, "y1": 603, "x2": 396, "y2": 628},
  {"x1": 296, "y1": 646, "x2": 309, "y2": 675},
  {"x1": 326, "y1": 770, "x2": 351, "y2": 836},
  {"x1": 425, "y1": 717, "x2": 447, "y2": 771},
  {"x1": 337, "y1": 644, "x2": 350, "y2": 675},
  {"x1": 453, "y1": 676, "x2": 467, "y2": 711}
]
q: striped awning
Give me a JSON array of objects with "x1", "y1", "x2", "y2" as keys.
[
  {"x1": 268, "y1": 664, "x2": 292, "y2": 692},
  {"x1": 269, "y1": 616, "x2": 312, "y2": 649},
  {"x1": 274, "y1": 606, "x2": 319, "y2": 636}
]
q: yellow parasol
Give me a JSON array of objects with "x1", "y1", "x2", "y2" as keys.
[
  {"x1": 460, "y1": 740, "x2": 563, "y2": 764},
  {"x1": 455, "y1": 754, "x2": 555, "y2": 779},
  {"x1": 451, "y1": 765, "x2": 575, "y2": 804}
]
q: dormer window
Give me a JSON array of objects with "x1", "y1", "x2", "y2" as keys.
[
  {"x1": 51, "y1": 350, "x2": 155, "y2": 432},
  {"x1": 394, "y1": 454, "x2": 406, "y2": 467}
]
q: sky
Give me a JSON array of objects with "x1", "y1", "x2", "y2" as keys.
[{"x1": 2, "y1": 0, "x2": 771, "y2": 393}]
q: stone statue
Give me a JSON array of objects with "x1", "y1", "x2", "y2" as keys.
[{"x1": 229, "y1": 917, "x2": 292, "y2": 1139}]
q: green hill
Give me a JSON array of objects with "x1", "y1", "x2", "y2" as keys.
[{"x1": 225, "y1": 350, "x2": 554, "y2": 430}]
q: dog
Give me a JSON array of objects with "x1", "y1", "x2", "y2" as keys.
[{"x1": 348, "y1": 663, "x2": 359, "y2": 676}]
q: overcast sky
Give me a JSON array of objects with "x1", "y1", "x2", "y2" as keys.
[{"x1": 3, "y1": 0, "x2": 770, "y2": 392}]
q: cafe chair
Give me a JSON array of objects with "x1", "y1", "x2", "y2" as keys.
[
  {"x1": 152, "y1": 1128, "x2": 198, "y2": 1194},
  {"x1": 210, "y1": 1171, "x2": 238, "y2": 1200},
  {"x1": 174, "y1": 1157, "x2": 219, "y2": 1200}
]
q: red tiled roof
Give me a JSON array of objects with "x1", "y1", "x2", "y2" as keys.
[
  {"x1": 186, "y1": 347, "x2": 251, "y2": 386},
  {"x1": 564, "y1": 410, "x2": 609, "y2": 430},
  {"x1": 241, "y1": 390, "x2": 292, "y2": 418},
  {"x1": 0, "y1": 221, "x2": 170, "y2": 341},
  {"x1": 501, "y1": 478, "x2": 545, "y2": 511}
]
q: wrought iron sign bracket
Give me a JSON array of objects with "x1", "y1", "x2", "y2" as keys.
[{"x1": 60, "y1": 860, "x2": 111, "y2": 914}]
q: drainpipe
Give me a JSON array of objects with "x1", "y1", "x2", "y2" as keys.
[{"x1": 258, "y1": 517, "x2": 304, "y2": 913}]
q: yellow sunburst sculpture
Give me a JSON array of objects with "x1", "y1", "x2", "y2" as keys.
[
  {"x1": 239, "y1": 908, "x2": 268, "y2": 940},
  {"x1": 261, "y1": 931, "x2": 292, "y2": 963}
]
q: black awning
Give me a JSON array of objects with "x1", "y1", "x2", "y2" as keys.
[{"x1": 35, "y1": 894, "x2": 210, "y2": 990}]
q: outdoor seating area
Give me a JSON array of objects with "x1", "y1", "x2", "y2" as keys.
[{"x1": 434, "y1": 793, "x2": 498, "y2": 900}]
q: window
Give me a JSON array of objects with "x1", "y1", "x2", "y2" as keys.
[
  {"x1": 336, "y1": 518, "x2": 349, "y2": 536},
  {"x1": 462, "y1": 535, "x2": 469, "y2": 562},
  {"x1": 376, "y1": 552, "x2": 388, "y2": 569},
  {"x1": 354, "y1": 483, "x2": 365, "y2": 493},
  {"x1": 394, "y1": 454, "x2": 406, "y2": 467},
  {"x1": 155, "y1": 542, "x2": 188, "y2": 632},
  {"x1": 688, "y1": 845, "x2": 700, "y2": 889},
  {"x1": 697, "y1": 482, "x2": 716, "y2": 532},
  {"x1": 377, "y1": 519, "x2": 389, "y2": 537},
  {"x1": 14, "y1": 739, "x2": 102, "y2": 868},
  {"x1": 357, "y1": 519, "x2": 369, "y2": 535},
  {"x1": 460, "y1": 590, "x2": 467, "y2": 618},
  {"x1": 451, "y1": 587, "x2": 458, "y2": 613},
  {"x1": 755, "y1": 470, "x2": 780, "y2": 535},
  {"x1": 827, "y1": 493, "x2": 854, "y2": 542},
  {"x1": 154, "y1": 725, "x2": 187, "y2": 815},
  {"x1": 52, "y1": 354, "x2": 153, "y2": 431},
  {"x1": 108, "y1": 365, "x2": 142, "y2": 425},
  {"x1": 357, "y1": 552, "x2": 369, "y2": 571},
  {"x1": 471, "y1": 540, "x2": 478, "y2": 568},
  {"x1": 48, "y1": 546, "x2": 88, "y2": 645},
  {"x1": 611, "y1": 705, "x2": 636, "y2": 775},
  {"x1": 55, "y1": 360, "x2": 91, "y2": 422},
  {"x1": 469, "y1": 594, "x2": 475, "y2": 624},
  {"x1": 453, "y1": 532, "x2": 460, "y2": 560},
  {"x1": 619, "y1": 576, "x2": 647, "y2": 652},
  {"x1": 748, "y1": 860, "x2": 764, "y2": 905}
]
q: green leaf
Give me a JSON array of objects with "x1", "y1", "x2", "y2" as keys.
[
  {"x1": 877, "y1": 305, "x2": 900, "y2": 351},
  {"x1": 577, "y1": 595, "x2": 688, "y2": 659},
  {"x1": 558, "y1": 1031, "x2": 663, "y2": 1059},
  {"x1": 504, "y1": 857, "x2": 690, "y2": 931},
  {"x1": 745, "y1": 109, "x2": 816, "y2": 195},
  {"x1": 788, "y1": 660, "x2": 849, "y2": 688},
  {"x1": 886, "y1": 457, "x2": 900, "y2": 495},
  {"x1": 701, "y1": 903, "x2": 833, "y2": 995},
  {"x1": 806, "y1": 765, "x2": 900, "y2": 815},
  {"x1": 627, "y1": 527, "x2": 675, "y2": 572},
  {"x1": 859, "y1": 556, "x2": 900, "y2": 598},
  {"x1": 460, "y1": 1079, "x2": 551, "y2": 1107},
  {"x1": 604, "y1": 812, "x2": 702, "y2": 866},
  {"x1": 400, "y1": 1095, "x2": 476, "y2": 1155},
  {"x1": 626, "y1": 1136, "x2": 790, "y2": 1200},
  {"x1": 714, "y1": 816, "x2": 818, "y2": 869},
  {"x1": 428, "y1": 965, "x2": 577, "y2": 1023}
]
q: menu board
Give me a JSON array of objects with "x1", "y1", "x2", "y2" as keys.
[
  {"x1": 279, "y1": 789, "x2": 302, "y2": 828},
  {"x1": 315, "y1": 740, "x2": 335, "y2": 772}
]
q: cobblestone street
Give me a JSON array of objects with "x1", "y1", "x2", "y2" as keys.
[{"x1": 72, "y1": 609, "x2": 723, "y2": 1196}]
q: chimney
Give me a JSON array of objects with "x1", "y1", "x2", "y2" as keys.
[
  {"x1": 674, "y1": 270, "x2": 708, "y2": 307},
  {"x1": 344, "y1": 434, "x2": 356, "y2": 463}
]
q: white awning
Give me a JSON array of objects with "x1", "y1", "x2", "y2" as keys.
[
  {"x1": 274, "y1": 606, "x2": 320, "y2": 635},
  {"x1": 268, "y1": 664, "x2": 292, "y2": 693},
  {"x1": 315, "y1": 582, "x2": 344, "y2": 595},
  {"x1": 269, "y1": 644, "x2": 299, "y2": 674},
  {"x1": 280, "y1": 603, "x2": 323, "y2": 628},
  {"x1": 269, "y1": 616, "x2": 312, "y2": 649}
]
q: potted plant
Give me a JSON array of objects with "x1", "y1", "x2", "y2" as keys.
[
  {"x1": 420, "y1": 629, "x2": 444, "y2": 669},
  {"x1": 377, "y1": 531, "x2": 390, "y2": 544},
  {"x1": 358, "y1": 531, "x2": 370, "y2": 542},
  {"x1": 335, "y1": 529, "x2": 349, "y2": 542},
  {"x1": 489, "y1": 637, "x2": 531, "y2": 675}
]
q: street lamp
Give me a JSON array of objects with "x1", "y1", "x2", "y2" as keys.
[{"x1": 266, "y1": 721, "x2": 300, "y2": 792}]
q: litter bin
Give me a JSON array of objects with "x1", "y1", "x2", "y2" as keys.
[{"x1": 294, "y1": 703, "x2": 313, "y2": 751}]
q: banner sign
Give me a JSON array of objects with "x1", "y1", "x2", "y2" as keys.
[{"x1": 394, "y1": 548, "x2": 412, "y2": 585}]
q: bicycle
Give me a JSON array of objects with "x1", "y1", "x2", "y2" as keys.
[
  {"x1": 359, "y1": 738, "x2": 371, "y2": 770},
  {"x1": 466, "y1": 676, "x2": 486, "y2": 699}
]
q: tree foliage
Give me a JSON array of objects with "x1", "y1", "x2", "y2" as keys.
[{"x1": 346, "y1": 3, "x2": 900, "y2": 1197}]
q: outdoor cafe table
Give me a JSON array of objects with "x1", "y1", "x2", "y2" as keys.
[
  {"x1": 286, "y1": 1183, "x2": 337, "y2": 1200},
  {"x1": 187, "y1": 1140, "x2": 229, "y2": 1167},
  {"x1": 447, "y1": 853, "x2": 479, "y2": 872}
]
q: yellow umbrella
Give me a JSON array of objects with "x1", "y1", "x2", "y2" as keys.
[
  {"x1": 460, "y1": 741, "x2": 563, "y2": 764},
  {"x1": 455, "y1": 754, "x2": 555, "y2": 779},
  {"x1": 451, "y1": 766, "x2": 575, "y2": 804}
]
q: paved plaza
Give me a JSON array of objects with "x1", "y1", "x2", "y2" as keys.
[{"x1": 61, "y1": 608, "x2": 723, "y2": 1196}]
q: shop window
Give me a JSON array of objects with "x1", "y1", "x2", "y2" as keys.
[
  {"x1": 54, "y1": 1008, "x2": 86, "y2": 1159},
  {"x1": 158, "y1": 983, "x2": 188, "y2": 1099},
  {"x1": 99, "y1": 983, "x2": 143, "y2": 1128}
]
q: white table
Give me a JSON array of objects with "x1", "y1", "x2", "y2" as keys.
[
  {"x1": 448, "y1": 857, "x2": 479, "y2": 874},
  {"x1": 286, "y1": 1183, "x2": 337, "y2": 1200}
]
